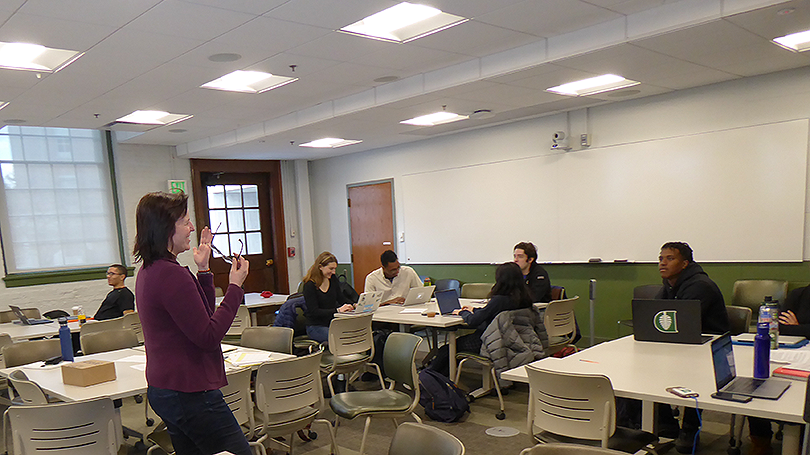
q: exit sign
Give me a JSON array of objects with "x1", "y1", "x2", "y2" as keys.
[{"x1": 168, "y1": 180, "x2": 186, "y2": 194}]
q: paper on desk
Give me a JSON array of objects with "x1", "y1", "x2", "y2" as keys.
[
  {"x1": 400, "y1": 308, "x2": 424, "y2": 314},
  {"x1": 130, "y1": 364, "x2": 146, "y2": 372},
  {"x1": 117, "y1": 355, "x2": 146, "y2": 363},
  {"x1": 770, "y1": 350, "x2": 810, "y2": 365},
  {"x1": 225, "y1": 351, "x2": 271, "y2": 367}
]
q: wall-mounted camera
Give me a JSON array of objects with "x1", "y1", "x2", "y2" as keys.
[{"x1": 551, "y1": 131, "x2": 571, "y2": 151}]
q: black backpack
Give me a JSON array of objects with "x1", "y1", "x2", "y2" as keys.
[
  {"x1": 337, "y1": 273, "x2": 360, "y2": 304},
  {"x1": 418, "y1": 369, "x2": 469, "y2": 422}
]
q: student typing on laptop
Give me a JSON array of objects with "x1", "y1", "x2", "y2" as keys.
[
  {"x1": 302, "y1": 252, "x2": 355, "y2": 343},
  {"x1": 363, "y1": 250, "x2": 423, "y2": 305},
  {"x1": 620, "y1": 242, "x2": 731, "y2": 454}
]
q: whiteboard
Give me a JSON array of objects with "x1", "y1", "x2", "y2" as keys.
[{"x1": 401, "y1": 120, "x2": 808, "y2": 263}]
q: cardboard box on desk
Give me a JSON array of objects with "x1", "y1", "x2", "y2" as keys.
[{"x1": 61, "y1": 360, "x2": 116, "y2": 387}]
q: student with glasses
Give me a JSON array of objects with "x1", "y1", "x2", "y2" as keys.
[
  {"x1": 134, "y1": 191, "x2": 252, "y2": 455},
  {"x1": 93, "y1": 264, "x2": 135, "y2": 321}
]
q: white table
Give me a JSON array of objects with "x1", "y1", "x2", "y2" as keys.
[
  {"x1": 216, "y1": 293, "x2": 289, "y2": 325},
  {"x1": 501, "y1": 336, "x2": 807, "y2": 455},
  {"x1": 371, "y1": 298, "x2": 487, "y2": 379},
  {"x1": 0, "y1": 320, "x2": 81, "y2": 342}
]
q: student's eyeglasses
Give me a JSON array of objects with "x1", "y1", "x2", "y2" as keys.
[{"x1": 211, "y1": 222, "x2": 244, "y2": 265}]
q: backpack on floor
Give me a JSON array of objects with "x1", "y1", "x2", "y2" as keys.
[{"x1": 418, "y1": 369, "x2": 469, "y2": 422}]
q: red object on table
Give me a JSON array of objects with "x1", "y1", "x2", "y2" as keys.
[{"x1": 261, "y1": 291, "x2": 274, "y2": 298}]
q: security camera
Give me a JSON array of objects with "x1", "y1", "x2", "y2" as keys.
[
  {"x1": 551, "y1": 131, "x2": 571, "y2": 151},
  {"x1": 552, "y1": 131, "x2": 566, "y2": 143}
]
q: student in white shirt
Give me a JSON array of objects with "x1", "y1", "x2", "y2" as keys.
[{"x1": 364, "y1": 250, "x2": 422, "y2": 305}]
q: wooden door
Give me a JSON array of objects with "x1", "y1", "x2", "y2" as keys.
[
  {"x1": 348, "y1": 181, "x2": 394, "y2": 292},
  {"x1": 191, "y1": 160, "x2": 289, "y2": 295}
]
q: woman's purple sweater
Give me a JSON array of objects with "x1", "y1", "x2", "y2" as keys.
[{"x1": 135, "y1": 257, "x2": 244, "y2": 392}]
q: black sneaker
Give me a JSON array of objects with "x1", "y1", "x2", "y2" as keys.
[{"x1": 675, "y1": 429, "x2": 699, "y2": 454}]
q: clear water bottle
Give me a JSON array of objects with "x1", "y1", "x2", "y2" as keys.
[
  {"x1": 753, "y1": 322, "x2": 770, "y2": 379},
  {"x1": 77, "y1": 306, "x2": 86, "y2": 325},
  {"x1": 767, "y1": 299, "x2": 780, "y2": 350},
  {"x1": 58, "y1": 317, "x2": 73, "y2": 362}
]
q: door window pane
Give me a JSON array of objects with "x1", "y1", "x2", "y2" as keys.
[
  {"x1": 225, "y1": 185, "x2": 242, "y2": 208},
  {"x1": 246, "y1": 232, "x2": 262, "y2": 255},
  {"x1": 209, "y1": 210, "x2": 227, "y2": 233},
  {"x1": 227, "y1": 209, "x2": 244, "y2": 232},
  {"x1": 243, "y1": 185, "x2": 258, "y2": 207},
  {"x1": 229, "y1": 233, "x2": 245, "y2": 256},
  {"x1": 244, "y1": 209, "x2": 260, "y2": 230},
  {"x1": 208, "y1": 185, "x2": 225, "y2": 209}
]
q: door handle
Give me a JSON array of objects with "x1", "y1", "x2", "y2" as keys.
[{"x1": 266, "y1": 259, "x2": 274, "y2": 266}]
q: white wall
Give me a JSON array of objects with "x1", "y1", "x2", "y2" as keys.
[
  {"x1": 0, "y1": 142, "x2": 193, "y2": 316},
  {"x1": 308, "y1": 66, "x2": 810, "y2": 264}
]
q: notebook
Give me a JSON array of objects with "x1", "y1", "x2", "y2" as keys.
[
  {"x1": 631, "y1": 299, "x2": 712, "y2": 344},
  {"x1": 403, "y1": 285, "x2": 435, "y2": 306},
  {"x1": 9, "y1": 305, "x2": 53, "y2": 325},
  {"x1": 711, "y1": 333, "x2": 790, "y2": 400},
  {"x1": 344, "y1": 291, "x2": 384, "y2": 314}
]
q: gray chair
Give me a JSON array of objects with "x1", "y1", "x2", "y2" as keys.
[
  {"x1": 731, "y1": 280, "x2": 788, "y2": 327},
  {"x1": 8, "y1": 370, "x2": 50, "y2": 405},
  {"x1": 330, "y1": 332, "x2": 423, "y2": 455},
  {"x1": 726, "y1": 305, "x2": 752, "y2": 336},
  {"x1": 617, "y1": 285, "x2": 664, "y2": 335},
  {"x1": 460, "y1": 283, "x2": 492, "y2": 299},
  {"x1": 550, "y1": 286, "x2": 566, "y2": 301},
  {"x1": 0, "y1": 311, "x2": 14, "y2": 323},
  {"x1": 321, "y1": 314, "x2": 381, "y2": 396},
  {"x1": 520, "y1": 443, "x2": 627, "y2": 455},
  {"x1": 544, "y1": 296, "x2": 579, "y2": 356},
  {"x1": 81, "y1": 328, "x2": 139, "y2": 355},
  {"x1": 2, "y1": 339, "x2": 61, "y2": 368},
  {"x1": 241, "y1": 326, "x2": 293, "y2": 354},
  {"x1": 79, "y1": 316, "x2": 124, "y2": 339},
  {"x1": 122, "y1": 312, "x2": 144, "y2": 344},
  {"x1": 526, "y1": 365, "x2": 658, "y2": 454},
  {"x1": 254, "y1": 349, "x2": 338, "y2": 455},
  {"x1": 389, "y1": 422, "x2": 464, "y2": 455},
  {"x1": 7, "y1": 397, "x2": 118, "y2": 454}
]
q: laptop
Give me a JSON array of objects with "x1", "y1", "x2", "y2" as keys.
[
  {"x1": 345, "y1": 291, "x2": 384, "y2": 315},
  {"x1": 403, "y1": 285, "x2": 435, "y2": 306},
  {"x1": 711, "y1": 333, "x2": 790, "y2": 400},
  {"x1": 631, "y1": 299, "x2": 712, "y2": 344},
  {"x1": 9, "y1": 305, "x2": 53, "y2": 325},
  {"x1": 430, "y1": 289, "x2": 461, "y2": 315}
]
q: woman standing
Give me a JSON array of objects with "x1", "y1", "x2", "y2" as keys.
[
  {"x1": 134, "y1": 192, "x2": 251, "y2": 455},
  {"x1": 302, "y1": 251, "x2": 355, "y2": 342}
]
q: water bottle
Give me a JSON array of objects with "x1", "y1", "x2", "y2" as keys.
[
  {"x1": 77, "y1": 306, "x2": 86, "y2": 325},
  {"x1": 767, "y1": 299, "x2": 780, "y2": 350},
  {"x1": 758, "y1": 296, "x2": 774, "y2": 346},
  {"x1": 753, "y1": 322, "x2": 770, "y2": 378},
  {"x1": 58, "y1": 317, "x2": 73, "y2": 362}
]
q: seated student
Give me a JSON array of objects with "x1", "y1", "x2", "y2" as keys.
[
  {"x1": 619, "y1": 242, "x2": 730, "y2": 453},
  {"x1": 94, "y1": 264, "x2": 135, "y2": 320},
  {"x1": 429, "y1": 262, "x2": 532, "y2": 377},
  {"x1": 302, "y1": 252, "x2": 355, "y2": 343},
  {"x1": 779, "y1": 285, "x2": 810, "y2": 338},
  {"x1": 364, "y1": 250, "x2": 423, "y2": 305},
  {"x1": 513, "y1": 242, "x2": 552, "y2": 303}
]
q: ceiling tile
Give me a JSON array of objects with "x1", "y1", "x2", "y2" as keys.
[
  {"x1": 264, "y1": 0, "x2": 398, "y2": 29},
  {"x1": 18, "y1": 0, "x2": 160, "y2": 28},
  {"x1": 409, "y1": 21, "x2": 539, "y2": 58},
  {"x1": 185, "y1": 0, "x2": 290, "y2": 15},
  {"x1": 475, "y1": 0, "x2": 624, "y2": 37},
  {"x1": 726, "y1": 0, "x2": 810, "y2": 39},
  {"x1": 423, "y1": 0, "x2": 538, "y2": 18},
  {"x1": 287, "y1": 32, "x2": 392, "y2": 62},
  {"x1": 126, "y1": 0, "x2": 256, "y2": 41},
  {"x1": 211, "y1": 16, "x2": 331, "y2": 52},
  {"x1": 0, "y1": 13, "x2": 117, "y2": 50}
]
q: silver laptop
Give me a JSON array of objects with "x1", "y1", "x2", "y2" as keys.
[
  {"x1": 9, "y1": 305, "x2": 53, "y2": 325},
  {"x1": 403, "y1": 286, "x2": 435, "y2": 306},
  {"x1": 345, "y1": 291, "x2": 384, "y2": 314},
  {"x1": 711, "y1": 333, "x2": 790, "y2": 400}
]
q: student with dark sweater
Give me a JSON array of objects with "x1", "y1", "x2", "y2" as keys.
[
  {"x1": 513, "y1": 242, "x2": 552, "y2": 303},
  {"x1": 134, "y1": 192, "x2": 251, "y2": 455},
  {"x1": 779, "y1": 285, "x2": 810, "y2": 338},
  {"x1": 94, "y1": 264, "x2": 135, "y2": 320},
  {"x1": 429, "y1": 262, "x2": 532, "y2": 376},
  {"x1": 302, "y1": 251, "x2": 354, "y2": 343}
]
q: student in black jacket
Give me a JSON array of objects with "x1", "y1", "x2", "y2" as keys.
[
  {"x1": 513, "y1": 242, "x2": 552, "y2": 303},
  {"x1": 779, "y1": 285, "x2": 810, "y2": 338},
  {"x1": 302, "y1": 251, "x2": 354, "y2": 342}
]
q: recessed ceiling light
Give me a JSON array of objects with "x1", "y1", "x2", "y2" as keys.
[
  {"x1": 546, "y1": 74, "x2": 640, "y2": 96},
  {"x1": 340, "y1": 2, "x2": 468, "y2": 43},
  {"x1": 0, "y1": 42, "x2": 82, "y2": 72},
  {"x1": 116, "y1": 110, "x2": 192, "y2": 126},
  {"x1": 773, "y1": 29, "x2": 810, "y2": 52},
  {"x1": 401, "y1": 111, "x2": 468, "y2": 126},
  {"x1": 0, "y1": 102, "x2": 8, "y2": 111},
  {"x1": 208, "y1": 53, "x2": 242, "y2": 62},
  {"x1": 201, "y1": 70, "x2": 298, "y2": 93},
  {"x1": 299, "y1": 138, "x2": 362, "y2": 148}
]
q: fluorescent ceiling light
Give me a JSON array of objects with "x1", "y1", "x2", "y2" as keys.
[
  {"x1": 0, "y1": 42, "x2": 82, "y2": 72},
  {"x1": 773, "y1": 29, "x2": 810, "y2": 52},
  {"x1": 201, "y1": 70, "x2": 298, "y2": 93},
  {"x1": 116, "y1": 110, "x2": 192, "y2": 126},
  {"x1": 401, "y1": 111, "x2": 468, "y2": 126},
  {"x1": 340, "y1": 2, "x2": 468, "y2": 43},
  {"x1": 547, "y1": 74, "x2": 640, "y2": 96},
  {"x1": 299, "y1": 138, "x2": 362, "y2": 148},
  {"x1": 0, "y1": 102, "x2": 7, "y2": 111}
]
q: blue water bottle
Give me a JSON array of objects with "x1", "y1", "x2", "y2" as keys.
[
  {"x1": 58, "y1": 317, "x2": 73, "y2": 362},
  {"x1": 753, "y1": 322, "x2": 770, "y2": 379}
]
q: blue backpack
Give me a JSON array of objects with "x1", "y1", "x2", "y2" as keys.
[{"x1": 418, "y1": 369, "x2": 469, "y2": 422}]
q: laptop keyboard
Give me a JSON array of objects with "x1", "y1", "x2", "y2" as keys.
[{"x1": 725, "y1": 378, "x2": 765, "y2": 394}]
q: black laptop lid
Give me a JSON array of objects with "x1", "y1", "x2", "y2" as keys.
[
  {"x1": 8, "y1": 305, "x2": 29, "y2": 324},
  {"x1": 435, "y1": 289, "x2": 461, "y2": 314},
  {"x1": 631, "y1": 299, "x2": 705, "y2": 344},
  {"x1": 711, "y1": 333, "x2": 737, "y2": 390}
]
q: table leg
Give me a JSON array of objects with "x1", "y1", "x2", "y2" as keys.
[
  {"x1": 250, "y1": 311, "x2": 258, "y2": 326},
  {"x1": 802, "y1": 423, "x2": 809, "y2": 455},
  {"x1": 448, "y1": 331, "x2": 457, "y2": 381},
  {"x1": 641, "y1": 400, "x2": 654, "y2": 433},
  {"x1": 783, "y1": 424, "x2": 800, "y2": 455}
]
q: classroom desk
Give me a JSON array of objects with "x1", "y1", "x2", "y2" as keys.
[
  {"x1": 501, "y1": 336, "x2": 806, "y2": 455},
  {"x1": 216, "y1": 292, "x2": 289, "y2": 325},
  {"x1": 0, "y1": 345, "x2": 294, "y2": 402},
  {"x1": 0, "y1": 320, "x2": 81, "y2": 342}
]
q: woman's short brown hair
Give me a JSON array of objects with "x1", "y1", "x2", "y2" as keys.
[{"x1": 133, "y1": 192, "x2": 189, "y2": 267}]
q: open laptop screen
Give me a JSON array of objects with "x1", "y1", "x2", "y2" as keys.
[{"x1": 711, "y1": 334, "x2": 737, "y2": 390}]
